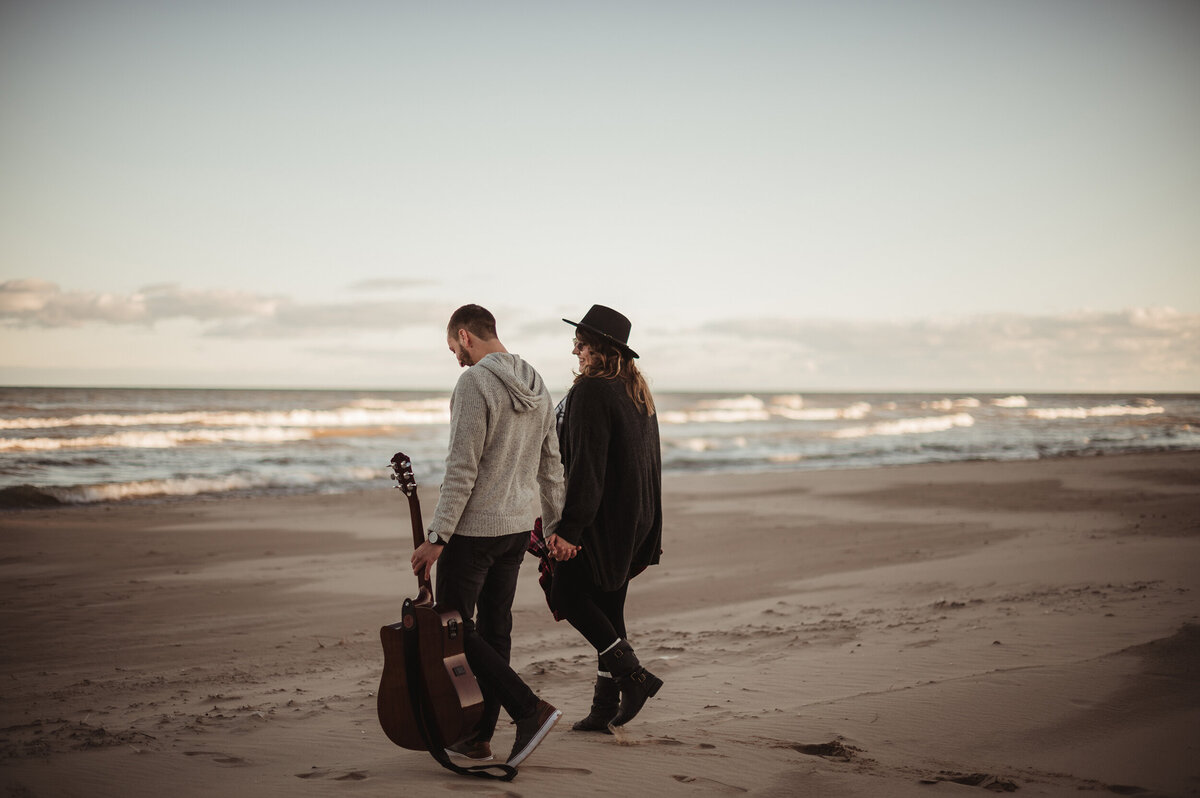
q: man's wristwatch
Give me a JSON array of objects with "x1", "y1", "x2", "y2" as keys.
[{"x1": 426, "y1": 530, "x2": 443, "y2": 545}]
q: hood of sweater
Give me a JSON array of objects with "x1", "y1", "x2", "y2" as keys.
[{"x1": 475, "y1": 353, "x2": 546, "y2": 413}]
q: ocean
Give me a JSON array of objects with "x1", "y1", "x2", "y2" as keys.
[{"x1": 1, "y1": 386, "x2": 1198, "y2": 508}]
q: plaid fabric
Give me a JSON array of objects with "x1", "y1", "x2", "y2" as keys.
[{"x1": 526, "y1": 517, "x2": 563, "y2": 621}]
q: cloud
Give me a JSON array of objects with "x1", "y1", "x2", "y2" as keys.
[
  {"x1": 140, "y1": 284, "x2": 283, "y2": 321},
  {"x1": 0, "y1": 280, "x2": 281, "y2": 327},
  {"x1": 205, "y1": 299, "x2": 446, "y2": 337},
  {"x1": 0, "y1": 279, "x2": 444, "y2": 336},
  {"x1": 4, "y1": 279, "x2": 1195, "y2": 390},
  {"x1": 1, "y1": 279, "x2": 145, "y2": 326},
  {"x1": 687, "y1": 308, "x2": 1199, "y2": 390}
]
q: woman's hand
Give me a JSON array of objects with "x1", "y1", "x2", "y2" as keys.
[{"x1": 545, "y1": 533, "x2": 581, "y2": 561}]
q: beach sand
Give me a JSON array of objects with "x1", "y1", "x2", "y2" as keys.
[{"x1": 2, "y1": 451, "x2": 1198, "y2": 797}]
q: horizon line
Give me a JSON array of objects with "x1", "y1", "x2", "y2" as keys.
[{"x1": 1, "y1": 383, "x2": 1196, "y2": 397}]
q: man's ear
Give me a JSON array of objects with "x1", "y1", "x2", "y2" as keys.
[{"x1": 457, "y1": 329, "x2": 472, "y2": 349}]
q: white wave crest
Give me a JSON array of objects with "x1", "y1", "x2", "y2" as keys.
[
  {"x1": 923, "y1": 398, "x2": 981, "y2": 411},
  {"x1": 772, "y1": 402, "x2": 871, "y2": 421},
  {"x1": 661, "y1": 395, "x2": 870, "y2": 425},
  {"x1": 672, "y1": 436, "x2": 749, "y2": 453},
  {"x1": 832, "y1": 413, "x2": 976, "y2": 439},
  {"x1": 660, "y1": 395, "x2": 769, "y2": 423},
  {"x1": 660, "y1": 407, "x2": 772, "y2": 425},
  {"x1": 41, "y1": 466, "x2": 382, "y2": 504},
  {"x1": 0, "y1": 401, "x2": 451, "y2": 431},
  {"x1": 1028, "y1": 404, "x2": 1164, "y2": 420},
  {"x1": 992, "y1": 396, "x2": 1028, "y2": 408},
  {"x1": 346, "y1": 398, "x2": 448, "y2": 411},
  {"x1": 0, "y1": 427, "x2": 314, "y2": 452}
]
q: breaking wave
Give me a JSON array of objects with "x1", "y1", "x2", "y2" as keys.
[
  {"x1": 0, "y1": 427, "x2": 315, "y2": 452},
  {"x1": 831, "y1": 413, "x2": 976, "y2": 439},
  {"x1": 660, "y1": 395, "x2": 872, "y2": 425},
  {"x1": 1, "y1": 466, "x2": 382, "y2": 505},
  {"x1": 3, "y1": 387, "x2": 1196, "y2": 507},
  {"x1": 1028, "y1": 403, "x2": 1164, "y2": 420},
  {"x1": 0, "y1": 400, "x2": 450, "y2": 431}
]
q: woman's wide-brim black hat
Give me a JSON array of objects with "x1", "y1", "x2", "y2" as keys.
[{"x1": 563, "y1": 304, "x2": 639, "y2": 359}]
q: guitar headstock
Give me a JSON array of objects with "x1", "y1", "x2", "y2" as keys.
[{"x1": 389, "y1": 451, "x2": 417, "y2": 497}]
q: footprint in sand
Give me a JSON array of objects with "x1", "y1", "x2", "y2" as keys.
[
  {"x1": 295, "y1": 768, "x2": 370, "y2": 781},
  {"x1": 921, "y1": 772, "x2": 1018, "y2": 791},
  {"x1": 520, "y1": 765, "x2": 593, "y2": 775},
  {"x1": 672, "y1": 775, "x2": 747, "y2": 793},
  {"x1": 612, "y1": 733, "x2": 721, "y2": 753},
  {"x1": 440, "y1": 784, "x2": 521, "y2": 797},
  {"x1": 618, "y1": 736, "x2": 687, "y2": 747},
  {"x1": 183, "y1": 751, "x2": 249, "y2": 766},
  {"x1": 786, "y1": 740, "x2": 858, "y2": 762}
]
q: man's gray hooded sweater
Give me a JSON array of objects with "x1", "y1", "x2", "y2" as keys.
[{"x1": 427, "y1": 352, "x2": 565, "y2": 542}]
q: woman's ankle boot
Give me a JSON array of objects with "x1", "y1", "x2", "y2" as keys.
[
  {"x1": 572, "y1": 672, "x2": 619, "y2": 732},
  {"x1": 598, "y1": 640, "x2": 663, "y2": 727}
]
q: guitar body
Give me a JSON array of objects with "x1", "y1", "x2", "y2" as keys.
[
  {"x1": 377, "y1": 452, "x2": 485, "y2": 752},
  {"x1": 377, "y1": 600, "x2": 484, "y2": 750}
]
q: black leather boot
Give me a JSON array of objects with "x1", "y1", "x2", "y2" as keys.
[
  {"x1": 598, "y1": 640, "x2": 663, "y2": 727},
  {"x1": 571, "y1": 672, "x2": 619, "y2": 732}
]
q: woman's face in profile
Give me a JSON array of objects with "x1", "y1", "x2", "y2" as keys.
[{"x1": 572, "y1": 337, "x2": 596, "y2": 370}]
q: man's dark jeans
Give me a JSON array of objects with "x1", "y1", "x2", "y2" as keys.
[{"x1": 435, "y1": 531, "x2": 538, "y2": 742}]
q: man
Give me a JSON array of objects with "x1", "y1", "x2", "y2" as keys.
[{"x1": 410, "y1": 304, "x2": 564, "y2": 767}]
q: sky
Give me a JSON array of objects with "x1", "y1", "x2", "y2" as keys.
[{"x1": 1, "y1": 0, "x2": 1198, "y2": 394}]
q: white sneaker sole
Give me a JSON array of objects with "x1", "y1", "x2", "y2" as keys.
[
  {"x1": 506, "y1": 709, "x2": 562, "y2": 767},
  {"x1": 445, "y1": 749, "x2": 494, "y2": 762}
]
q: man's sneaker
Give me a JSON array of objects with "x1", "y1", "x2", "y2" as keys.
[
  {"x1": 446, "y1": 738, "x2": 493, "y2": 761},
  {"x1": 506, "y1": 699, "x2": 561, "y2": 767}
]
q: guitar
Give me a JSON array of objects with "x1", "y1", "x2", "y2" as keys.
[{"x1": 377, "y1": 451, "x2": 484, "y2": 753}]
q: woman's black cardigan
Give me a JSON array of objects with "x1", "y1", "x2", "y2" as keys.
[{"x1": 555, "y1": 376, "x2": 662, "y2": 591}]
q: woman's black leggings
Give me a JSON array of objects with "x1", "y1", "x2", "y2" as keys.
[{"x1": 550, "y1": 555, "x2": 629, "y2": 653}]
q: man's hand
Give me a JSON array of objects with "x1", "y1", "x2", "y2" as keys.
[
  {"x1": 411, "y1": 540, "x2": 444, "y2": 582},
  {"x1": 545, "y1": 533, "x2": 581, "y2": 561}
]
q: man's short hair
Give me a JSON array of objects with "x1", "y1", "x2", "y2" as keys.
[{"x1": 447, "y1": 304, "x2": 498, "y2": 340}]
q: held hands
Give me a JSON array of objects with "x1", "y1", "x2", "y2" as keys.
[
  {"x1": 545, "y1": 533, "x2": 581, "y2": 561},
  {"x1": 411, "y1": 540, "x2": 443, "y2": 582}
]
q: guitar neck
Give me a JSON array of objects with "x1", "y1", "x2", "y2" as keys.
[
  {"x1": 406, "y1": 491, "x2": 434, "y2": 601},
  {"x1": 406, "y1": 492, "x2": 426, "y2": 550},
  {"x1": 389, "y1": 451, "x2": 434, "y2": 605}
]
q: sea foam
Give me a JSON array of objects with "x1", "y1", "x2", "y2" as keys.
[
  {"x1": 1028, "y1": 404, "x2": 1164, "y2": 420},
  {"x1": 0, "y1": 401, "x2": 450, "y2": 431},
  {"x1": 37, "y1": 466, "x2": 382, "y2": 504},
  {"x1": 0, "y1": 427, "x2": 315, "y2": 452},
  {"x1": 660, "y1": 396, "x2": 871, "y2": 425},
  {"x1": 831, "y1": 413, "x2": 976, "y2": 439}
]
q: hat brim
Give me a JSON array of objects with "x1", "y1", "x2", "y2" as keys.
[{"x1": 563, "y1": 318, "x2": 639, "y2": 359}]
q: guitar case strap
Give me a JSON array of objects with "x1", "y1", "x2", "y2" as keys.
[{"x1": 402, "y1": 614, "x2": 518, "y2": 781}]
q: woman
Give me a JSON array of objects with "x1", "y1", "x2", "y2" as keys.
[{"x1": 546, "y1": 304, "x2": 663, "y2": 732}]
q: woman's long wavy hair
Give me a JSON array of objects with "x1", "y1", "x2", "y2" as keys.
[{"x1": 574, "y1": 328, "x2": 656, "y2": 416}]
